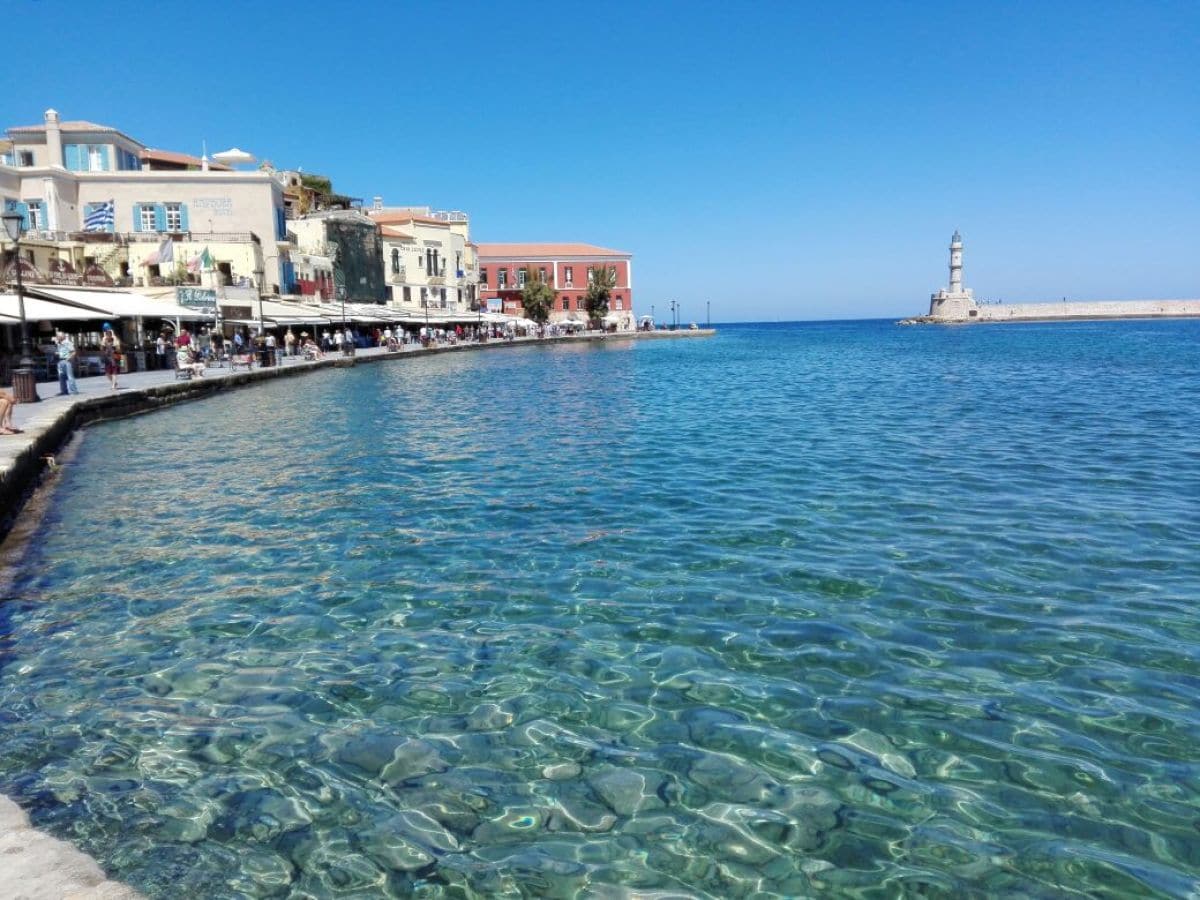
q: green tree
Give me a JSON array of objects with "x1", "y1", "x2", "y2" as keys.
[
  {"x1": 584, "y1": 264, "x2": 617, "y2": 327},
  {"x1": 519, "y1": 267, "x2": 554, "y2": 324}
]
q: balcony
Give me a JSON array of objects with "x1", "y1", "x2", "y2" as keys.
[
  {"x1": 428, "y1": 274, "x2": 445, "y2": 285},
  {"x1": 389, "y1": 267, "x2": 407, "y2": 284}
]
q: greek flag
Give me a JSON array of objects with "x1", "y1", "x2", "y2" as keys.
[{"x1": 84, "y1": 201, "x2": 114, "y2": 232}]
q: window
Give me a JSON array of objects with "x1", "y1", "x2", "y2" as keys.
[
  {"x1": 420, "y1": 287, "x2": 428, "y2": 307},
  {"x1": 403, "y1": 286, "x2": 411, "y2": 302},
  {"x1": 440, "y1": 288, "x2": 447, "y2": 307},
  {"x1": 18, "y1": 150, "x2": 33, "y2": 167},
  {"x1": 498, "y1": 269, "x2": 508, "y2": 288},
  {"x1": 479, "y1": 267, "x2": 488, "y2": 287},
  {"x1": 562, "y1": 297, "x2": 569, "y2": 310},
  {"x1": 577, "y1": 298, "x2": 585, "y2": 310},
  {"x1": 88, "y1": 145, "x2": 106, "y2": 171},
  {"x1": 140, "y1": 205, "x2": 157, "y2": 232},
  {"x1": 564, "y1": 266, "x2": 573, "y2": 285},
  {"x1": 165, "y1": 203, "x2": 183, "y2": 232},
  {"x1": 25, "y1": 200, "x2": 43, "y2": 231},
  {"x1": 391, "y1": 248, "x2": 400, "y2": 274},
  {"x1": 539, "y1": 267, "x2": 547, "y2": 282},
  {"x1": 517, "y1": 268, "x2": 526, "y2": 287},
  {"x1": 615, "y1": 297, "x2": 623, "y2": 310}
]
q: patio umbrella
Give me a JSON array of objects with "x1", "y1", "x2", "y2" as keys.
[{"x1": 211, "y1": 147, "x2": 256, "y2": 168}]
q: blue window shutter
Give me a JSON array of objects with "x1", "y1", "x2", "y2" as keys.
[
  {"x1": 179, "y1": 204, "x2": 189, "y2": 232},
  {"x1": 153, "y1": 204, "x2": 165, "y2": 232},
  {"x1": 64, "y1": 144, "x2": 82, "y2": 170},
  {"x1": 132, "y1": 204, "x2": 142, "y2": 232}
]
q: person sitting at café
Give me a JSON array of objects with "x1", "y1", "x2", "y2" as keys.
[
  {"x1": 177, "y1": 344, "x2": 206, "y2": 377},
  {"x1": 0, "y1": 388, "x2": 20, "y2": 435}
]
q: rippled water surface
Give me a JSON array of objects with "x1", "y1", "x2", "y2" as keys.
[{"x1": 3, "y1": 321, "x2": 1200, "y2": 898}]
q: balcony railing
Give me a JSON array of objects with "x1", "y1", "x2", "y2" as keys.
[
  {"x1": 428, "y1": 274, "x2": 445, "y2": 285},
  {"x1": 389, "y1": 267, "x2": 407, "y2": 284}
]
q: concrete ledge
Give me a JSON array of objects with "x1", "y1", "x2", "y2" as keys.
[{"x1": 0, "y1": 797, "x2": 142, "y2": 899}]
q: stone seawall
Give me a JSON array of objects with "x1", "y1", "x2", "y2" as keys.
[
  {"x1": 903, "y1": 299, "x2": 1200, "y2": 325},
  {"x1": 974, "y1": 299, "x2": 1200, "y2": 322}
]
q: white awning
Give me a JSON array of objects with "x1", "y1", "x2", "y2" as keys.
[
  {"x1": 26, "y1": 286, "x2": 213, "y2": 320},
  {"x1": 0, "y1": 293, "x2": 112, "y2": 322}
]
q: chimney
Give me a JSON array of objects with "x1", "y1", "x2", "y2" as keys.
[{"x1": 44, "y1": 108, "x2": 63, "y2": 168}]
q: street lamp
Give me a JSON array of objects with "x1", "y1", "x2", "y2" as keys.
[
  {"x1": 2, "y1": 211, "x2": 39, "y2": 402},
  {"x1": 253, "y1": 267, "x2": 265, "y2": 336}
]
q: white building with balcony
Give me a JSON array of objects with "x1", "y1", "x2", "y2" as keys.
[
  {"x1": 1, "y1": 109, "x2": 294, "y2": 293},
  {"x1": 367, "y1": 202, "x2": 478, "y2": 322}
]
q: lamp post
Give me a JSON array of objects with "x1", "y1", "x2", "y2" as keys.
[
  {"x1": 253, "y1": 267, "x2": 265, "y2": 337},
  {"x1": 2, "y1": 211, "x2": 39, "y2": 403}
]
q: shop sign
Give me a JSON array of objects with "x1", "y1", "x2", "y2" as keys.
[
  {"x1": 48, "y1": 259, "x2": 84, "y2": 286},
  {"x1": 83, "y1": 265, "x2": 114, "y2": 286},
  {"x1": 3, "y1": 258, "x2": 45, "y2": 285},
  {"x1": 177, "y1": 287, "x2": 218, "y2": 312},
  {"x1": 220, "y1": 305, "x2": 252, "y2": 319},
  {"x1": 193, "y1": 197, "x2": 234, "y2": 216}
]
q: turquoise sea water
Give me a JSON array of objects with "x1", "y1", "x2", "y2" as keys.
[{"x1": 2, "y1": 320, "x2": 1199, "y2": 898}]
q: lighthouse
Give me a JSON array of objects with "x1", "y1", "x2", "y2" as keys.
[
  {"x1": 949, "y1": 230, "x2": 963, "y2": 294},
  {"x1": 928, "y1": 230, "x2": 976, "y2": 320}
]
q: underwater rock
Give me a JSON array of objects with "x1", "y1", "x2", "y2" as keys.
[{"x1": 588, "y1": 766, "x2": 667, "y2": 817}]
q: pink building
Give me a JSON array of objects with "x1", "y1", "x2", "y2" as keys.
[{"x1": 476, "y1": 243, "x2": 634, "y2": 327}]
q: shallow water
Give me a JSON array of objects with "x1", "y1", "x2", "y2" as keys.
[{"x1": 2, "y1": 321, "x2": 1199, "y2": 898}]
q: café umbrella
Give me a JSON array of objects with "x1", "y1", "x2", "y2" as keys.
[{"x1": 211, "y1": 147, "x2": 256, "y2": 168}]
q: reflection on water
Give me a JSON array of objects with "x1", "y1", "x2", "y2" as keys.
[{"x1": 2, "y1": 322, "x2": 1200, "y2": 897}]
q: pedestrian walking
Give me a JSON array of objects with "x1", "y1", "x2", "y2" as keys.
[
  {"x1": 53, "y1": 331, "x2": 79, "y2": 396},
  {"x1": 99, "y1": 323, "x2": 122, "y2": 390},
  {"x1": 285, "y1": 328, "x2": 296, "y2": 357}
]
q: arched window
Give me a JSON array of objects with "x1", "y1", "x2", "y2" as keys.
[{"x1": 391, "y1": 248, "x2": 400, "y2": 274}]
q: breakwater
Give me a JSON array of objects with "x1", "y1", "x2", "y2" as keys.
[{"x1": 904, "y1": 298, "x2": 1200, "y2": 325}]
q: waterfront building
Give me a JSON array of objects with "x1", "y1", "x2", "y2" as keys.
[
  {"x1": 366, "y1": 201, "x2": 479, "y2": 323},
  {"x1": 1, "y1": 109, "x2": 295, "y2": 295},
  {"x1": 475, "y1": 243, "x2": 634, "y2": 327},
  {"x1": 288, "y1": 210, "x2": 386, "y2": 304}
]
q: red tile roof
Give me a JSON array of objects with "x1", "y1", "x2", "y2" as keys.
[
  {"x1": 370, "y1": 212, "x2": 450, "y2": 227},
  {"x1": 379, "y1": 226, "x2": 415, "y2": 239},
  {"x1": 141, "y1": 148, "x2": 231, "y2": 170},
  {"x1": 476, "y1": 242, "x2": 630, "y2": 259}
]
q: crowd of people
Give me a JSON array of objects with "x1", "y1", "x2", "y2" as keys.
[{"x1": 1, "y1": 317, "x2": 631, "y2": 434}]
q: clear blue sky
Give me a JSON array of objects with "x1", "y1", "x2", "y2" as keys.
[{"x1": 3, "y1": 0, "x2": 1197, "y2": 321}]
